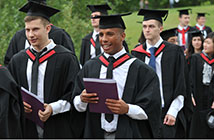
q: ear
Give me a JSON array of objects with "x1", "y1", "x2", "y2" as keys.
[
  {"x1": 46, "y1": 24, "x2": 51, "y2": 34},
  {"x1": 121, "y1": 32, "x2": 126, "y2": 41},
  {"x1": 160, "y1": 26, "x2": 163, "y2": 33}
]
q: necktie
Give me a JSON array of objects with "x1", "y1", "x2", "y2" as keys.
[
  {"x1": 181, "y1": 29, "x2": 186, "y2": 45},
  {"x1": 31, "y1": 48, "x2": 46, "y2": 95},
  {"x1": 149, "y1": 47, "x2": 156, "y2": 72},
  {"x1": 95, "y1": 34, "x2": 101, "y2": 56},
  {"x1": 105, "y1": 56, "x2": 115, "y2": 122}
]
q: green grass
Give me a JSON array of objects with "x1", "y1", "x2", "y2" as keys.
[{"x1": 124, "y1": 5, "x2": 214, "y2": 50}]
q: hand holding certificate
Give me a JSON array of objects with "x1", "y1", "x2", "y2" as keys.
[
  {"x1": 83, "y1": 78, "x2": 119, "y2": 114},
  {"x1": 21, "y1": 87, "x2": 44, "y2": 128}
]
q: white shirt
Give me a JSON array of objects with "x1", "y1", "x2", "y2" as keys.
[
  {"x1": 177, "y1": 25, "x2": 189, "y2": 48},
  {"x1": 196, "y1": 23, "x2": 207, "y2": 38},
  {"x1": 145, "y1": 37, "x2": 184, "y2": 118},
  {"x1": 90, "y1": 30, "x2": 103, "y2": 58},
  {"x1": 74, "y1": 48, "x2": 148, "y2": 132},
  {"x1": 27, "y1": 39, "x2": 71, "y2": 116}
]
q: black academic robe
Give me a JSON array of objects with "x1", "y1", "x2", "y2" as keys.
[
  {"x1": 4, "y1": 25, "x2": 75, "y2": 66},
  {"x1": 79, "y1": 31, "x2": 130, "y2": 66},
  {"x1": 131, "y1": 41, "x2": 187, "y2": 138},
  {"x1": 0, "y1": 66, "x2": 24, "y2": 138},
  {"x1": 72, "y1": 54, "x2": 162, "y2": 138},
  {"x1": 194, "y1": 25, "x2": 212, "y2": 37},
  {"x1": 8, "y1": 45, "x2": 80, "y2": 138},
  {"x1": 189, "y1": 53, "x2": 214, "y2": 138}
]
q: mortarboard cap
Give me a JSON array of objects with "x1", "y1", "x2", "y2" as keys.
[
  {"x1": 188, "y1": 30, "x2": 203, "y2": 38},
  {"x1": 160, "y1": 28, "x2": 178, "y2": 41},
  {"x1": 87, "y1": 4, "x2": 111, "y2": 15},
  {"x1": 94, "y1": 13, "x2": 131, "y2": 29},
  {"x1": 19, "y1": 1, "x2": 60, "y2": 21},
  {"x1": 197, "y1": 12, "x2": 209, "y2": 17},
  {"x1": 137, "y1": 9, "x2": 168, "y2": 24},
  {"x1": 178, "y1": 8, "x2": 192, "y2": 16},
  {"x1": 28, "y1": 0, "x2": 47, "y2": 4},
  {"x1": 207, "y1": 109, "x2": 214, "y2": 129}
]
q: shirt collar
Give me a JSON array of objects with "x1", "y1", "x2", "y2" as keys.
[
  {"x1": 103, "y1": 47, "x2": 126, "y2": 59},
  {"x1": 146, "y1": 37, "x2": 163, "y2": 51},
  {"x1": 92, "y1": 29, "x2": 99, "y2": 39},
  {"x1": 30, "y1": 39, "x2": 56, "y2": 55},
  {"x1": 196, "y1": 23, "x2": 204, "y2": 29},
  {"x1": 178, "y1": 25, "x2": 188, "y2": 30}
]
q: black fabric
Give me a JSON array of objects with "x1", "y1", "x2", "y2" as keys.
[
  {"x1": 0, "y1": 66, "x2": 24, "y2": 138},
  {"x1": 72, "y1": 55, "x2": 162, "y2": 138},
  {"x1": 189, "y1": 53, "x2": 214, "y2": 138},
  {"x1": 4, "y1": 25, "x2": 75, "y2": 66},
  {"x1": 131, "y1": 41, "x2": 187, "y2": 138},
  {"x1": 80, "y1": 31, "x2": 129, "y2": 66},
  {"x1": 8, "y1": 45, "x2": 80, "y2": 138},
  {"x1": 193, "y1": 25, "x2": 212, "y2": 37},
  {"x1": 95, "y1": 35, "x2": 101, "y2": 56}
]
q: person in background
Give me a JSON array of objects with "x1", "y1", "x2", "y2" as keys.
[
  {"x1": 160, "y1": 27, "x2": 178, "y2": 45},
  {"x1": 186, "y1": 31, "x2": 204, "y2": 60},
  {"x1": 4, "y1": 0, "x2": 75, "y2": 67},
  {"x1": 189, "y1": 32, "x2": 214, "y2": 138},
  {"x1": 72, "y1": 13, "x2": 161, "y2": 139},
  {"x1": 131, "y1": 9, "x2": 187, "y2": 138},
  {"x1": 194, "y1": 12, "x2": 212, "y2": 39},
  {"x1": 176, "y1": 9, "x2": 196, "y2": 52}
]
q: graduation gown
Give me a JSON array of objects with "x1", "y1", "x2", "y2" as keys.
[
  {"x1": 0, "y1": 66, "x2": 24, "y2": 138},
  {"x1": 4, "y1": 25, "x2": 75, "y2": 66},
  {"x1": 8, "y1": 45, "x2": 80, "y2": 138},
  {"x1": 189, "y1": 53, "x2": 214, "y2": 138},
  {"x1": 72, "y1": 54, "x2": 162, "y2": 138},
  {"x1": 79, "y1": 31, "x2": 130, "y2": 66},
  {"x1": 131, "y1": 41, "x2": 187, "y2": 138},
  {"x1": 194, "y1": 25, "x2": 212, "y2": 37}
]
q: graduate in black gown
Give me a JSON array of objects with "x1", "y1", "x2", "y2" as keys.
[
  {"x1": 72, "y1": 13, "x2": 162, "y2": 138},
  {"x1": 0, "y1": 65, "x2": 24, "y2": 138},
  {"x1": 194, "y1": 12, "x2": 212, "y2": 39},
  {"x1": 131, "y1": 9, "x2": 187, "y2": 138},
  {"x1": 176, "y1": 9, "x2": 197, "y2": 52},
  {"x1": 80, "y1": 4, "x2": 129, "y2": 66},
  {"x1": 189, "y1": 32, "x2": 214, "y2": 138},
  {"x1": 8, "y1": 1, "x2": 80, "y2": 138},
  {"x1": 4, "y1": 0, "x2": 75, "y2": 66}
]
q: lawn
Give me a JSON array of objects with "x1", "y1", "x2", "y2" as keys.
[{"x1": 123, "y1": 5, "x2": 214, "y2": 50}]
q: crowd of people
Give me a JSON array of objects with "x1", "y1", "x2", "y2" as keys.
[{"x1": 0, "y1": 0, "x2": 214, "y2": 139}]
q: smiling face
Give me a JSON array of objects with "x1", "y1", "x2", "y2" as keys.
[
  {"x1": 25, "y1": 17, "x2": 51, "y2": 51},
  {"x1": 192, "y1": 36, "x2": 202, "y2": 51},
  {"x1": 99, "y1": 28, "x2": 125, "y2": 55},
  {"x1": 197, "y1": 16, "x2": 206, "y2": 26}
]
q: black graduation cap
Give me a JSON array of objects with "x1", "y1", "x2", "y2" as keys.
[
  {"x1": 28, "y1": 0, "x2": 46, "y2": 4},
  {"x1": 19, "y1": 1, "x2": 60, "y2": 21},
  {"x1": 94, "y1": 13, "x2": 132, "y2": 29},
  {"x1": 177, "y1": 8, "x2": 192, "y2": 16},
  {"x1": 137, "y1": 9, "x2": 168, "y2": 24},
  {"x1": 188, "y1": 30, "x2": 203, "y2": 38},
  {"x1": 197, "y1": 12, "x2": 209, "y2": 17},
  {"x1": 207, "y1": 109, "x2": 214, "y2": 129},
  {"x1": 160, "y1": 28, "x2": 178, "y2": 41},
  {"x1": 87, "y1": 4, "x2": 111, "y2": 15}
]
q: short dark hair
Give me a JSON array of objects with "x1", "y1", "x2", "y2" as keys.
[{"x1": 24, "y1": 16, "x2": 50, "y2": 26}]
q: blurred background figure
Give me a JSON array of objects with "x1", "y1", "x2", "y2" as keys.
[
  {"x1": 145, "y1": 0, "x2": 149, "y2": 9},
  {"x1": 139, "y1": 0, "x2": 144, "y2": 9},
  {"x1": 169, "y1": 0, "x2": 174, "y2": 8}
]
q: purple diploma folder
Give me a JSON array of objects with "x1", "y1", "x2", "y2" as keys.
[
  {"x1": 21, "y1": 87, "x2": 44, "y2": 129},
  {"x1": 83, "y1": 78, "x2": 119, "y2": 114}
]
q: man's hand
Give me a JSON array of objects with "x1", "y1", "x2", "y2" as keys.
[
  {"x1": 163, "y1": 114, "x2": 176, "y2": 126},
  {"x1": 105, "y1": 99, "x2": 129, "y2": 114},
  {"x1": 80, "y1": 89, "x2": 99, "y2": 103},
  {"x1": 23, "y1": 101, "x2": 32, "y2": 113},
  {"x1": 38, "y1": 103, "x2": 53, "y2": 122}
]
